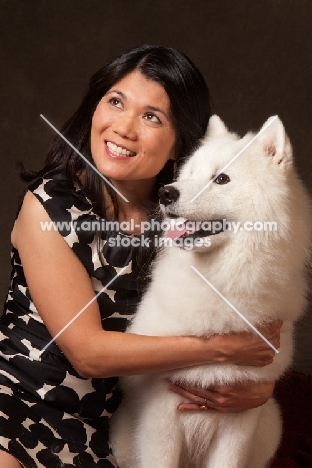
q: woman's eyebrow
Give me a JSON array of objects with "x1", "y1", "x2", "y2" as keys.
[
  {"x1": 106, "y1": 89, "x2": 125, "y2": 98},
  {"x1": 145, "y1": 105, "x2": 169, "y2": 120},
  {"x1": 106, "y1": 90, "x2": 169, "y2": 120}
]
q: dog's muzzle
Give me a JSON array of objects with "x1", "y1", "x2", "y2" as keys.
[{"x1": 159, "y1": 185, "x2": 225, "y2": 240}]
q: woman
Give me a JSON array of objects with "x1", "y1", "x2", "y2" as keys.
[{"x1": 0, "y1": 45, "x2": 281, "y2": 467}]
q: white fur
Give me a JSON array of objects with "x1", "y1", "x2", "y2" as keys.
[{"x1": 110, "y1": 116, "x2": 312, "y2": 468}]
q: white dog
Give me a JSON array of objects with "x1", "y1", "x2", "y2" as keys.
[{"x1": 110, "y1": 116, "x2": 311, "y2": 468}]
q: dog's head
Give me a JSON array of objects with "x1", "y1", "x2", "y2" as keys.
[{"x1": 159, "y1": 115, "x2": 296, "y2": 251}]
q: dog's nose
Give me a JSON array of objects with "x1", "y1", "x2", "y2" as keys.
[{"x1": 158, "y1": 185, "x2": 179, "y2": 206}]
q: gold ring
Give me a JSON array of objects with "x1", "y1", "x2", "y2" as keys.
[{"x1": 200, "y1": 398, "x2": 208, "y2": 410}]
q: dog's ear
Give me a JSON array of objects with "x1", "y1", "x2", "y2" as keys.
[
  {"x1": 260, "y1": 116, "x2": 293, "y2": 167},
  {"x1": 206, "y1": 115, "x2": 229, "y2": 138}
]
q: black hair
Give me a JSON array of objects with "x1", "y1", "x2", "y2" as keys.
[
  {"x1": 19, "y1": 44, "x2": 213, "y2": 277},
  {"x1": 20, "y1": 44, "x2": 212, "y2": 213}
]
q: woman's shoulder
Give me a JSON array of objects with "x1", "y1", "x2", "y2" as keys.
[
  {"x1": 22, "y1": 171, "x2": 100, "y2": 249},
  {"x1": 27, "y1": 171, "x2": 94, "y2": 216}
]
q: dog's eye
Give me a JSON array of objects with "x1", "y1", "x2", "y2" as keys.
[{"x1": 214, "y1": 173, "x2": 230, "y2": 185}]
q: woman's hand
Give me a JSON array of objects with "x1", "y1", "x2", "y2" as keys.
[
  {"x1": 169, "y1": 321, "x2": 281, "y2": 412},
  {"x1": 214, "y1": 320, "x2": 282, "y2": 367},
  {"x1": 170, "y1": 380, "x2": 275, "y2": 413}
]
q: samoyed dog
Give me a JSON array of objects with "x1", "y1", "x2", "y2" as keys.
[{"x1": 110, "y1": 116, "x2": 311, "y2": 468}]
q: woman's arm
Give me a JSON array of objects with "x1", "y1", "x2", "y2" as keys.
[{"x1": 12, "y1": 191, "x2": 280, "y2": 379}]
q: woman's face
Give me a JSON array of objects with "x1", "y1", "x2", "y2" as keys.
[{"x1": 90, "y1": 71, "x2": 176, "y2": 186}]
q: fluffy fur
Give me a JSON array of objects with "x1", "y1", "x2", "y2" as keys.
[{"x1": 110, "y1": 116, "x2": 312, "y2": 468}]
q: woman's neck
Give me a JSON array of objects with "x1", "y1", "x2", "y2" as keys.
[
  {"x1": 114, "y1": 177, "x2": 156, "y2": 202},
  {"x1": 105, "y1": 177, "x2": 157, "y2": 233}
]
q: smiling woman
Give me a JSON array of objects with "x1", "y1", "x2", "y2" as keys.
[
  {"x1": 90, "y1": 71, "x2": 176, "y2": 192},
  {"x1": 0, "y1": 44, "x2": 281, "y2": 468}
]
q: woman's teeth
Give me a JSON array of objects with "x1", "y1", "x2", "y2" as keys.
[{"x1": 106, "y1": 141, "x2": 136, "y2": 156}]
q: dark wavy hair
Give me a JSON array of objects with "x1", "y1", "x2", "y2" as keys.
[
  {"x1": 20, "y1": 45, "x2": 213, "y2": 278},
  {"x1": 20, "y1": 44, "x2": 212, "y2": 216}
]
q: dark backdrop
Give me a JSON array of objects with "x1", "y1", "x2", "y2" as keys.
[{"x1": 1, "y1": 0, "x2": 311, "y2": 372}]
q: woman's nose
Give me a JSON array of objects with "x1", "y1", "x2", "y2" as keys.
[{"x1": 112, "y1": 112, "x2": 138, "y2": 140}]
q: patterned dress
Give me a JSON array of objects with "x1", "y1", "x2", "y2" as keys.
[{"x1": 0, "y1": 172, "x2": 147, "y2": 467}]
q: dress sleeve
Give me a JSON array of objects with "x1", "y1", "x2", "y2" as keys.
[
  {"x1": 25, "y1": 173, "x2": 144, "y2": 329},
  {"x1": 27, "y1": 173, "x2": 100, "y2": 276}
]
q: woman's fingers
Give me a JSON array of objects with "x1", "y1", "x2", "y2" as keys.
[
  {"x1": 260, "y1": 320, "x2": 283, "y2": 341},
  {"x1": 231, "y1": 321, "x2": 282, "y2": 366},
  {"x1": 170, "y1": 383, "x2": 225, "y2": 411},
  {"x1": 170, "y1": 383, "x2": 208, "y2": 406},
  {"x1": 257, "y1": 320, "x2": 283, "y2": 354},
  {"x1": 170, "y1": 381, "x2": 275, "y2": 413},
  {"x1": 177, "y1": 403, "x2": 217, "y2": 411}
]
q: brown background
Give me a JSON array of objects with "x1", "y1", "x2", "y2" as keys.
[{"x1": 1, "y1": 0, "x2": 311, "y2": 372}]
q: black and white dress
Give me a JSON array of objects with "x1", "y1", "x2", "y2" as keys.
[{"x1": 0, "y1": 172, "x2": 147, "y2": 467}]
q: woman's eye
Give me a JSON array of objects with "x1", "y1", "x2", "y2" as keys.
[
  {"x1": 144, "y1": 113, "x2": 161, "y2": 124},
  {"x1": 109, "y1": 97, "x2": 122, "y2": 108},
  {"x1": 214, "y1": 173, "x2": 230, "y2": 184}
]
